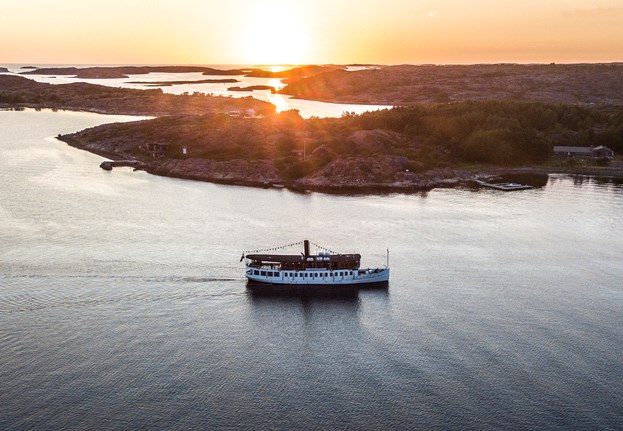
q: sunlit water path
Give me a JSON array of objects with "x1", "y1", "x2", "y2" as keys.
[{"x1": 1, "y1": 110, "x2": 623, "y2": 429}]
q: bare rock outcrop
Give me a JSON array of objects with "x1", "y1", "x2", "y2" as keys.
[{"x1": 146, "y1": 158, "x2": 281, "y2": 186}]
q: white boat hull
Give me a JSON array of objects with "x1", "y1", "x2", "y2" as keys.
[{"x1": 245, "y1": 266, "x2": 389, "y2": 286}]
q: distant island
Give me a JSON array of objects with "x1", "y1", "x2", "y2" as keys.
[
  {"x1": 243, "y1": 65, "x2": 343, "y2": 79},
  {"x1": 21, "y1": 66, "x2": 246, "y2": 79},
  {"x1": 0, "y1": 75, "x2": 272, "y2": 116},
  {"x1": 279, "y1": 63, "x2": 623, "y2": 106},
  {"x1": 19, "y1": 64, "x2": 338, "y2": 81},
  {"x1": 1, "y1": 68, "x2": 622, "y2": 193},
  {"x1": 128, "y1": 78, "x2": 239, "y2": 86},
  {"x1": 228, "y1": 85, "x2": 275, "y2": 92}
]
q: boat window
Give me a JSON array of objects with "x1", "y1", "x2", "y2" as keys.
[
  {"x1": 260, "y1": 271, "x2": 266, "y2": 276},
  {"x1": 253, "y1": 270, "x2": 259, "y2": 275}
]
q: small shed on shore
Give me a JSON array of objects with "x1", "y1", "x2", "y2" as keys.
[{"x1": 140, "y1": 143, "x2": 169, "y2": 158}]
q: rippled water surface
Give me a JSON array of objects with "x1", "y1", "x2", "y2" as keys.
[{"x1": 1, "y1": 110, "x2": 623, "y2": 430}]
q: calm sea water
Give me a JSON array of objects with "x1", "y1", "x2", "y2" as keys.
[{"x1": 1, "y1": 109, "x2": 623, "y2": 430}]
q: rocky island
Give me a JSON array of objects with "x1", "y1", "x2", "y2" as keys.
[
  {"x1": 280, "y1": 63, "x2": 623, "y2": 106},
  {"x1": 54, "y1": 102, "x2": 623, "y2": 192},
  {"x1": 228, "y1": 85, "x2": 275, "y2": 92},
  {"x1": 0, "y1": 75, "x2": 272, "y2": 116},
  {"x1": 128, "y1": 78, "x2": 239, "y2": 86},
  {"x1": 21, "y1": 66, "x2": 246, "y2": 79},
  {"x1": 1, "y1": 69, "x2": 622, "y2": 193},
  {"x1": 19, "y1": 64, "x2": 338, "y2": 81}
]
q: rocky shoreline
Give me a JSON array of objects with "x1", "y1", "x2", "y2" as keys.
[{"x1": 56, "y1": 132, "x2": 623, "y2": 193}]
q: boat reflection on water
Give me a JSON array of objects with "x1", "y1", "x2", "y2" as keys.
[
  {"x1": 246, "y1": 281, "x2": 390, "y2": 321},
  {"x1": 246, "y1": 280, "x2": 389, "y2": 299}
]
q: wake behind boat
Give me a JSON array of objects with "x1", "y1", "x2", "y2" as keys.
[{"x1": 242, "y1": 240, "x2": 389, "y2": 290}]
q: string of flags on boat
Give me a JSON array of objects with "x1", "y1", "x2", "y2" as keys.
[
  {"x1": 241, "y1": 241, "x2": 305, "y2": 260},
  {"x1": 240, "y1": 240, "x2": 339, "y2": 261},
  {"x1": 309, "y1": 242, "x2": 338, "y2": 255}
]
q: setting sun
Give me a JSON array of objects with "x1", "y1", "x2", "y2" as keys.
[{"x1": 240, "y1": 4, "x2": 309, "y2": 65}]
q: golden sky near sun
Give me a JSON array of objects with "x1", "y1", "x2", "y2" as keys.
[{"x1": 0, "y1": 0, "x2": 622, "y2": 64}]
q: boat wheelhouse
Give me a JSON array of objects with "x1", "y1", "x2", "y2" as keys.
[{"x1": 243, "y1": 240, "x2": 389, "y2": 288}]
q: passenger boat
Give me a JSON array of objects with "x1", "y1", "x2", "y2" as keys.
[{"x1": 243, "y1": 240, "x2": 389, "y2": 289}]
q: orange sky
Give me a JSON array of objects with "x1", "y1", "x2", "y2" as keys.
[{"x1": 0, "y1": 0, "x2": 622, "y2": 65}]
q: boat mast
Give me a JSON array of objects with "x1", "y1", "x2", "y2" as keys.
[{"x1": 386, "y1": 248, "x2": 389, "y2": 267}]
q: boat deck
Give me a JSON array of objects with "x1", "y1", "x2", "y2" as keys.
[{"x1": 245, "y1": 266, "x2": 390, "y2": 286}]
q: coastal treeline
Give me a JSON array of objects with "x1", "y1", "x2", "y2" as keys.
[{"x1": 336, "y1": 101, "x2": 614, "y2": 165}]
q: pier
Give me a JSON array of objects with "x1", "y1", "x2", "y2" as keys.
[
  {"x1": 100, "y1": 160, "x2": 144, "y2": 171},
  {"x1": 474, "y1": 179, "x2": 533, "y2": 191}
]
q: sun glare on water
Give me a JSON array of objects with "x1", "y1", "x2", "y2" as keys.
[{"x1": 241, "y1": 4, "x2": 309, "y2": 65}]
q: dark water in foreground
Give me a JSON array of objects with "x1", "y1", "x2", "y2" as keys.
[{"x1": 1, "y1": 110, "x2": 623, "y2": 430}]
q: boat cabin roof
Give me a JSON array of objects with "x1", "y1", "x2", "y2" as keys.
[{"x1": 246, "y1": 253, "x2": 360, "y2": 264}]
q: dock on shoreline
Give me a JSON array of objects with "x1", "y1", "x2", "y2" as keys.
[
  {"x1": 100, "y1": 160, "x2": 144, "y2": 171},
  {"x1": 474, "y1": 179, "x2": 533, "y2": 191}
]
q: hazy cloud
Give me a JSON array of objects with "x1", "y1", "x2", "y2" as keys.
[{"x1": 428, "y1": 10, "x2": 445, "y2": 19}]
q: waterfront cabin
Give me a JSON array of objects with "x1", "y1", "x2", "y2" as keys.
[{"x1": 553, "y1": 145, "x2": 614, "y2": 159}]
